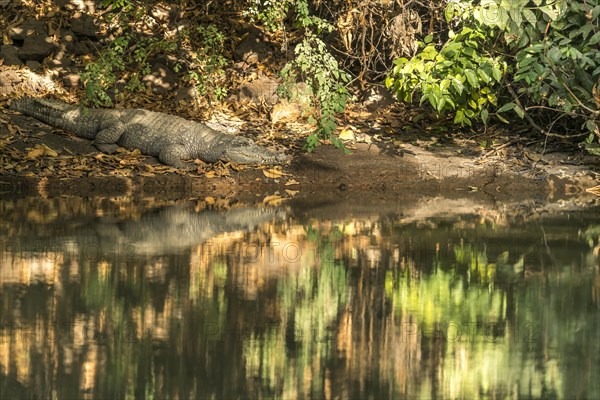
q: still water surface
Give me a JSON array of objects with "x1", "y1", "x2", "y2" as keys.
[{"x1": 0, "y1": 197, "x2": 598, "y2": 399}]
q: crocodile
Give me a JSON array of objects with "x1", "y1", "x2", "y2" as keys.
[{"x1": 10, "y1": 97, "x2": 289, "y2": 168}]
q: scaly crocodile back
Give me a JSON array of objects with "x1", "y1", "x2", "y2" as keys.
[{"x1": 10, "y1": 97, "x2": 97, "y2": 139}]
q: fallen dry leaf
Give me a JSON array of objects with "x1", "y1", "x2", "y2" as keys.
[
  {"x1": 285, "y1": 179, "x2": 300, "y2": 186},
  {"x1": 285, "y1": 189, "x2": 299, "y2": 196},
  {"x1": 25, "y1": 144, "x2": 58, "y2": 159},
  {"x1": 262, "y1": 194, "x2": 285, "y2": 206},
  {"x1": 339, "y1": 127, "x2": 355, "y2": 140},
  {"x1": 263, "y1": 168, "x2": 283, "y2": 179}
]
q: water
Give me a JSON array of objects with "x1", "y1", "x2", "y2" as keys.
[{"x1": 0, "y1": 197, "x2": 598, "y2": 399}]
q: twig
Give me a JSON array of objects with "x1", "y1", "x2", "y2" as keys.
[{"x1": 506, "y1": 83, "x2": 591, "y2": 138}]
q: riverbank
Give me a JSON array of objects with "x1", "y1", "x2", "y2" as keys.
[{"x1": 2, "y1": 113, "x2": 599, "y2": 218}]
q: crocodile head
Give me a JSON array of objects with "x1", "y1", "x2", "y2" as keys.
[{"x1": 221, "y1": 136, "x2": 290, "y2": 164}]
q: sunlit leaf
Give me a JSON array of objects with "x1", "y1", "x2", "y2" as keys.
[
  {"x1": 262, "y1": 195, "x2": 285, "y2": 205},
  {"x1": 263, "y1": 168, "x2": 283, "y2": 179}
]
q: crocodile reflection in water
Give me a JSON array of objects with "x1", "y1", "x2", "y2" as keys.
[
  {"x1": 95, "y1": 206, "x2": 286, "y2": 256},
  {"x1": 11, "y1": 205, "x2": 286, "y2": 258}
]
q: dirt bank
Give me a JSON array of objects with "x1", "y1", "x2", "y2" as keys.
[{"x1": 1, "y1": 105, "x2": 598, "y2": 215}]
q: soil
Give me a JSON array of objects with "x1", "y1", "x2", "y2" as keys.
[{"x1": 1, "y1": 101, "x2": 599, "y2": 218}]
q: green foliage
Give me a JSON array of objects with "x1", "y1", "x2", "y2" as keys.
[
  {"x1": 249, "y1": 0, "x2": 350, "y2": 151},
  {"x1": 504, "y1": 0, "x2": 600, "y2": 152},
  {"x1": 81, "y1": 35, "x2": 129, "y2": 107},
  {"x1": 183, "y1": 25, "x2": 229, "y2": 100},
  {"x1": 279, "y1": 32, "x2": 350, "y2": 151},
  {"x1": 82, "y1": 7, "x2": 229, "y2": 107},
  {"x1": 244, "y1": 0, "x2": 294, "y2": 31},
  {"x1": 386, "y1": 27, "x2": 506, "y2": 127},
  {"x1": 101, "y1": 0, "x2": 132, "y2": 9},
  {"x1": 387, "y1": 0, "x2": 600, "y2": 152}
]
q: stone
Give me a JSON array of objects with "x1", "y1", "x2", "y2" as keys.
[
  {"x1": 71, "y1": 13, "x2": 99, "y2": 38},
  {"x1": 45, "y1": 57, "x2": 73, "y2": 70},
  {"x1": 175, "y1": 86, "x2": 199, "y2": 103},
  {"x1": 143, "y1": 63, "x2": 177, "y2": 95},
  {"x1": 271, "y1": 100, "x2": 302, "y2": 124},
  {"x1": 54, "y1": 0, "x2": 96, "y2": 12},
  {"x1": 0, "y1": 45, "x2": 23, "y2": 66},
  {"x1": 62, "y1": 73, "x2": 81, "y2": 89},
  {"x1": 25, "y1": 60, "x2": 42, "y2": 71},
  {"x1": 235, "y1": 76, "x2": 279, "y2": 105},
  {"x1": 59, "y1": 30, "x2": 77, "y2": 52},
  {"x1": 72, "y1": 39, "x2": 95, "y2": 56},
  {"x1": 233, "y1": 28, "x2": 272, "y2": 65},
  {"x1": 18, "y1": 35, "x2": 55, "y2": 62},
  {"x1": 8, "y1": 20, "x2": 47, "y2": 41},
  {"x1": 362, "y1": 86, "x2": 395, "y2": 111}
]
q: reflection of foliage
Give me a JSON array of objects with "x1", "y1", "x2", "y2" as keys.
[
  {"x1": 2, "y1": 206, "x2": 600, "y2": 399},
  {"x1": 581, "y1": 224, "x2": 600, "y2": 248},
  {"x1": 244, "y1": 224, "x2": 348, "y2": 396}
]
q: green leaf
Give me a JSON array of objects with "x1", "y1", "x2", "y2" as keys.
[
  {"x1": 424, "y1": 33, "x2": 434, "y2": 44},
  {"x1": 519, "y1": 56, "x2": 538, "y2": 68},
  {"x1": 481, "y1": 109, "x2": 489, "y2": 124},
  {"x1": 581, "y1": 142, "x2": 600, "y2": 156},
  {"x1": 497, "y1": 102, "x2": 516, "y2": 113},
  {"x1": 514, "y1": 105, "x2": 525, "y2": 118},
  {"x1": 585, "y1": 119, "x2": 598, "y2": 132},
  {"x1": 454, "y1": 109, "x2": 465, "y2": 124},
  {"x1": 540, "y1": 6, "x2": 558, "y2": 20},
  {"x1": 496, "y1": 113, "x2": 510, "y2": 123},
  {"x1": 589, "y1": 30, "x2": 600, "y2": 45},
  {"x1": 522, "y1": 9, "x2": 537, "y2": 25},
  {"x1": 491, "y1": 65, "x2": 503, "y2": 82},
  {"x1": 451, "y1": 77, "x2": 464, "y2": 94},
  {"x1": 477, "y1": 68, "x2": 491, "y2": 83},
  {"x1": 464, "y1": 69, "x2": 479, "y2": 87}
]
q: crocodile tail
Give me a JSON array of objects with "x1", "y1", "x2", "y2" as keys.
[{"x1": 10, "y1": 97, "x2": 84, "y2": 133}]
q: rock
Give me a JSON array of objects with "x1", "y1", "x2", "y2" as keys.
[
  {"x1": 233, "y1": 28, "x2": 272, "y2": 65},
  {"x1": 283, "y1": 81, "x2": 312, "y2": 109},
  {"x1": 235, "y1": 76, "x2": 279, "y2": 105},
  {"x1": 18, "y1": 35, "x2": 55, "y2": 62},
  {"x1": 0, "y1": 45, "x2": 23, "y2": 66},
  {"x1": 25, "y1": 60, "x2": 42, "y2": 71},
  {"x1": 59, "y1": 30, "x2": 77, "y2": 52},
  {"x1": 362, "y1": 86, "x2": 395, "y2": 111},
  {"x1": 271, "y1": 99, "x2": 302, "y2": 124},
  {"x1": 62, "y1": 73, "x2": 81, "y2": 89},
  {"x1": 72, "y1": 39, "x2": 95, "y2": 56},
  {"x1": 45, "y1": 57, "x2": 73, "y2": 70},
  {"x1": 151, "y1": 3, "x2": 182, "y2": 24},
  {"x1": 8, "y1": 20, "x2": 47, "y2": 41},
  {"x1": 175, "y1": 86, "x2": 199, "y2": 103},
  {"x1": 143, "y1": 63, "x2": 177, "y2": 95},
  {"x1": 71, "y1": 13, "x2": 99, "y2": 38},
  {"x1": 54, "y1": 0, "x2": 96, "y2": 12}
]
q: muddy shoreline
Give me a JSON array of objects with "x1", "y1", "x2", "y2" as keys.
[{"x1": 2, "y1": 139, "x2": 598, "y2": 218}]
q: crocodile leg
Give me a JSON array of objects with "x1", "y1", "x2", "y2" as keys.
[
  {"x1": 92, "y1": 121, "x2": 126, "y2": 154},
  {"x1": 158, "y1": 144, "x2": 195, "y2": 170}
]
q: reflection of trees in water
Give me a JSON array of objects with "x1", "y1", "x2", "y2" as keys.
[{"x1": 0, "y1": 202, "x2": 598, "y2": 399}]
